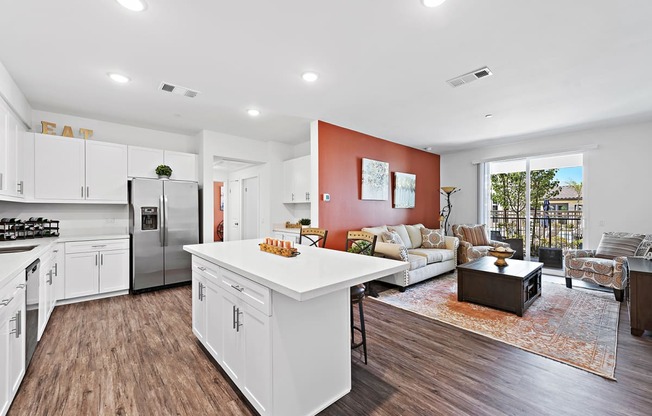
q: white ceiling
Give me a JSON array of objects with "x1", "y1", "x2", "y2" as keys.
[{"x1": 1, "y1": 0, "x2": 651, "y2": 153}]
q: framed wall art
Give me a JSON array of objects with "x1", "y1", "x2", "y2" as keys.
[
  {"x1": 361, "y1": 158, "x2": 389, "y2": 200},
  {"x1": 393, "y1": 172, "x2": 416, "y2": 208}
]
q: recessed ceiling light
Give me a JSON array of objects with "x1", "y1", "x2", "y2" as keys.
[
  {"x1": 421, "y1": 0, "x2": 446, "y2": 7},
  {"x1": 116, "y1": 0, "x2": 147, "y2": 12},
  {"x1": 247, "y1": 109, "x2": 261, "y2": 117},
  {"x1": 108, "y1": 73, "x2": 131, "y2": 83},
  {"x1": 302, "y1": 72, "x2": 319, "y2": 82},
  {"x1": 485, "y1": 114, "x2": 493, "y2": 118},
  {"x1": 424, "y1": 147, "x2": 433, "y2": 151}
]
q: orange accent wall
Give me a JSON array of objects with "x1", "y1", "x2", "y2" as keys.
[
  {"x1": 213, "y1": 182, "x2": 224, "y2": 241},
  {"x1": 318, "y1": 121, "x2": 441, "y2": 251}
]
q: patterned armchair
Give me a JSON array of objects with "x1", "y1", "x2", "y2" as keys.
[
  {"x1": 564, "y1": 232, "x2": 649, "y2": 302},
  {"x1": 452, "y1": 224, "x2": 510, "y2": 264}
]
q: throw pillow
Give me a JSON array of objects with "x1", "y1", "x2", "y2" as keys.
[
  {"x1": 382, "y1": 231, "x2": 405, "y2": 246},
  {"x1": 635, "y1": 234, "x2": 652, "y2": 256},
  {"x1": 460, "y1": 224, "x2": 490, "y2": 246},
  {"x1": 420, "y1": 227, "x2": 446, "y2": 249},
  {"x1": 595, "y1": 232, "x2": 645, "y2": 259},
  {"x1": 387, "y1": 225, "x2": 413, "y2": 249},
  {"x1": 404, "y1": 224, "x2": 424, "y2": 248}
]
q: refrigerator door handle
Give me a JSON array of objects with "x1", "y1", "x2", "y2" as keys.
[
  {"x1": 159, "y1": 195, "x2": 165, "y2": 247},
  {"x1": 164, "y1": 195, "x2": 169, "y2": 247}
]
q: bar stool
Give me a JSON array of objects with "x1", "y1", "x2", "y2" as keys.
[{"x1": 345, "y1": 231, "x2": 377, "y2": 365}]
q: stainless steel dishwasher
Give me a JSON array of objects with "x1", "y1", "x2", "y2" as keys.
[{"x1": 25, "y1": 258, "x2": 40, "y2": 367}]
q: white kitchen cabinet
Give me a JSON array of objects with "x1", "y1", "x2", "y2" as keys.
[
  {"x1": 282, "y1": 155, "x2": 310, "y2": 203},
  {"x1": 192, "y1": 259, "x2": 223, "y2": 359},
  {"x1": 53, "y1": 244, "x2": 65, "y2": 301},
  {"x1": 0, "y1": 270, "x2": 26, "y2": 416},
  {"x1": 127, "y1": 145, "x2": 198, "y2": 181},
  {"x1": 64, "y1": 239, "x2": 129, "y2": 300},
  {"x1": 38, "y1": 249, "x2": 55, "y2": 339},
  {"x1": 273, "y1": 231, "x2": 300, "y2": 245},
  {"x1": 192, "y1": 273, "x2": 207, "y2": 343},
  {"x1": 34, "y1": 133, "x2": 127, "y2": 203},
  {"x1": 0, "y1": 101, "x2": 26, "y2": 199}
]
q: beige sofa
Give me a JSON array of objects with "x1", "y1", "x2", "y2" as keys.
[{"x1": 361, "y1": 224, "x2": 459, "y2": 291}]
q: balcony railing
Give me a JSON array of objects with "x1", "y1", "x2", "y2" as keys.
[{"x1": 489, "y1": 209, "x2": 583, "y2": 256}]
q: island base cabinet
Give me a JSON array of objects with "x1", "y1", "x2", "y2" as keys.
[
  {"x1": 192, "y1": 274, "x2": 206, "y2": 342},
  {"x1": 0, "y1": 271, "x2": 26, "y2": 416},
  {"x1": 193, "y1": 272, "x2": 222, "y2": 359}
]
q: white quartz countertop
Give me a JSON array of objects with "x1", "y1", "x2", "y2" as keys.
[
  {"x1": 184, "y1": 239, "x2": 409, "y2": 301},
  {"x1": 0, "y1": 233, "x2": 130, "y2": 287}
]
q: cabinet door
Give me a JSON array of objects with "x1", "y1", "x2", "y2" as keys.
[
  {"x1": 38, "y1": 254, "x2": 54, "y2": 339},
  {"x1": 128, "y1": 146, "x2": 163, "y2": 179},
  {"x1": 282, "y1": 158, "x2": 295, "y2": 203},
  {"x1": 220, "y1": 290, "x2": 243, "y2": 384},
  {"x1": 164, "y1": 151, "x2": 197, "y2": 181},
  {"x1": 65, "y1": 252, "x2": 99, "y2": 298},
  {"x1": 99, "y1": 249, "x2": 129, "y2": 293},
  {"x1": 86, "y1": 140, "x2": 127, "y2": 202},
  {"x1": 192, "y1": 273, "x2": 206, "y2": 342},
  {"x1": 53, "y1": 244, "x2": 65, "y2": 301},
  {"x1": 34, "y1": 134, "x2": 85, "y2": 200},
  {"x1": 204, "y1": 278, "x2": 223, "y2": 360},
  {"x1": 0, "y1": 309, "x2": 10, "y2": 416},
  {"x1": 242, "y1": 304, "x2": 272, "y2": 414},
  {"x1": 8, "y1": 288, "x2": 26, "y2": 398},
  {"x1": 293, "y1": 155, "x2": 310, "y2": 203},
  {"x1": 1, "y1": 112, "x2": 17, "y2": 197},
  {"x1": 15, "y1": 121, "x2": 25, "y2": 198}
]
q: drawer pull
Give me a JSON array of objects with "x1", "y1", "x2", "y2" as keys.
[
  {"x1": 197, "y1": 266, "x2": 207, "y2": 271},
  {"x1": 92, "y1": 245, "x2": 107, "y2": 248},
  {"x1": 230, "y1": 284, "x2": 244, "y2": 292},
  {"x1": 0, "y1": 297, "x2": 14, "y2": 307}
]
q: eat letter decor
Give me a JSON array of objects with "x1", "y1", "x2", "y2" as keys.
[{"x1": 40, "y1": 121, "x2": 94, "y2": 139}]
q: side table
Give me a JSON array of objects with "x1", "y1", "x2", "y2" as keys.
[{"x1": 628, "y1": 257, "x2": 652, "y2": 336}]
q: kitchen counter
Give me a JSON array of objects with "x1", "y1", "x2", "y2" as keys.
[
  {"x1": 184, "y1": 239, "x2": 408, "y2": 301},
  {"x1": 271, "y1": 227, "x2": 301, "y2": 234},
  {"x1": 0, "y1": 232, "x2": 130, "y2": 287}
]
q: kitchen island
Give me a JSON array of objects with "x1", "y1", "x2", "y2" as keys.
[{"x1": 183, "y1": 239, "x2": 408, "y2": 416}]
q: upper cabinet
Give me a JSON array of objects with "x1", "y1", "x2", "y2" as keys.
[
  {"x1": 34, "y1": 133, "x2": 127, "y2": 203},
  {"x1": 0, "y1": 100, "x2": 26, "y2": 199},
  {"x1": 282, "y1": 155, "x2": 310, "y2": 203},
  {"x1": 128, "y1": 145, "x2": 197, "y2": 182}
]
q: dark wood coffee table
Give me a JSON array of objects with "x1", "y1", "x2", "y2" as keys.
[
  {"x1": 628, "y1": 257, "x2": 652, "y2": 336},
  {"x1": 457, "y1": 257, "x2": 543, "y2": 317}
]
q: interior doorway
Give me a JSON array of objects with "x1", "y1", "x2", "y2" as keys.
[
  {"x1": 213, "y1": 182, "x2": 224, "y2": 241},
  {"x1": 242, "y1": 177, "x2": 259, "y2": 239}
]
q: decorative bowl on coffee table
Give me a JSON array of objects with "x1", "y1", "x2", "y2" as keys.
[{"x1": 488, "y1": 249, "x2": 514, "y2": 267}]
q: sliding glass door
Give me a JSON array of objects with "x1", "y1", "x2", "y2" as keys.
[{"x1": 486, "y1": 154, "x2": 583, "y2": 268}]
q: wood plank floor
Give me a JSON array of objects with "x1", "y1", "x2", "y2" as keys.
[{"x1": 8, "y1": 284, "x2": 652, "y2": 416}]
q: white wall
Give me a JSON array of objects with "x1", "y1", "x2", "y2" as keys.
[
  {"x1": 198, "y1": 130, "x2": 294, "y2": 242},
  {"x1": 0, "y1": 60, "x2": 31, "y2": 127},
  {"x1": 32, "y1": 110, "x2": 197, "y2": 153},
  {"x1": 441, "y1": 120, "x2": 652, "y2": 249}
]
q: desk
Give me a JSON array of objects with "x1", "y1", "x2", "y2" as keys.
[{"x1": 628, "y1": 257, "x2": 652, "y2": 336}]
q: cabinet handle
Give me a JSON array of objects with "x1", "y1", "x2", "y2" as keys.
[
  {"x1": 16, "y1": 283, "x2": 26, "y2": 289},
  {"x1": 54, "y1": 263, "x2": 58, "y2": 277},
  {"x1": 81, "y1": 186, "x2": 84, "y2": 198},
  {"x1": 306, "y1": 192, "x2": 310, "y2": 201},
  {"x1": 230, "y1": 284, "x2": 244, "y2": 292},
  {"x1": 47, "y1": 270, "x2": 53, "y2": 285},
  {"x1": 1, "y1": 297, "x2": 14, "y2": 307},
  {"x1": 101, "y1": 254, "x2": 104, "y2": 266},
  {"x1": 16, "y1": 310, "x2": 21, "y2": 338},
  {"x1": 232, "y1": 305, "x2": 237, "y2": 329},
  {"x1": 236, "y1": 308, "x2": 243, "y2": 332},
  {"x1": 91, "y1": 245, "x2": 106, "y2": 248},
  {"x1": 291, "y1": 193, "x2": 295, "y2": 201},
  {"x1": 53, "y1": 249, "x2": 59, "y2": 253},
  {"x1": 87, "y1": 186, "x2": 90, "y2": 198},
  {"x1": 197, "y1": 266, "x2": 206, "y2": 271},
  {"x1": 198, "y1": 282, "x2": 203, "y2": 301},
  {"x1": 95, "y1": 254, "x2": 98, "y2": 266},
  {"x1": 17, "y1": 181, "x2": 23, "y2": 194},
  {"x1": 0, "y1": 173, "x2": 3, "y2": 190},
  {"x1": 10, "y1": 314, "x2": 18, "y2": 337}
]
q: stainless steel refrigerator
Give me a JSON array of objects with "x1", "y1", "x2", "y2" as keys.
[{"x1": 129, "y1": 178, "x2": 199, "y2": 292}]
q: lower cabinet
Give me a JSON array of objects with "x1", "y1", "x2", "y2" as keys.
[
  {"x1": 192, "y1": 272, "x2": 222, "y2": 359},
  {"x1": 0, "y1": 271, "x2": 26, "y2": 416},
  {"x1": 64, "y1": 239, "x2": 129, "y2": 299}
]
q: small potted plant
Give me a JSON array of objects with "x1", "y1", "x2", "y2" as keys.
[
  {"x1": 299, "y1": 218, "x2": 311, "y2": 227},
  {"x1": 156, "y1": 164, "x2": 172, "y2": 179}
]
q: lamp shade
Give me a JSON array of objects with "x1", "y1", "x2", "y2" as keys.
[{"x1": 441, "y1": 186, "x2": 457, "y2": 194}]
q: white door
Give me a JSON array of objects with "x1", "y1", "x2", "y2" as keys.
[
  {"x1": 86, "y1": 140, "x2": 128, "y2": 202},
  {"x1": 34, "y1": 134, "x2": 85, "y2": 200},
  {"x1": 99, "y1": 249, "x2": 129, "y2": 293},
  {"x1": 65, "y1": 252, "x2": 99, "y2": 298},
  {"x1": 220, "y1": 290, "x2": 243, "y2": 383},
  {"x1": 192, "y1": 274, "x2": 206, "y2": 342},
  {"x1": 242, "y1": 304, "x2": 271, "y2": 413},
  {"x1": 204, "y1": 278, "x2": 223, "y2": 360},
  {"x1": 228, "y1": 179, "x2": 241, "y2": 241},
  {"x1": 242, "y1": 177, "x2": 259, "y2": 240}
]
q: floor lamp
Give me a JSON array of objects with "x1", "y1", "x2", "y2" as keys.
[{"x1": 440, "y1": 187, "x2": 460, "y2": 236}]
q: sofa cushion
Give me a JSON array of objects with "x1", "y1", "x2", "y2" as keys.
[
  {"x1": 595, "y1": 232, "x2": 645, "y2": 259},
  {"x1": 408, "y1": 248, "x2": 454, "y2": 263},
  {"x1": 420, "y1": 227, "x2": 446, "y2": 249},
  {"x1": 404, "y1": 224, "x2": 424, "y2": 248},
  {"x1": 460, "y1": 224, "x2": 490, "y2": 246},
  {"x1": 388, "y1": 225, "x2": 413, "y2": 249},
  {"x1": 361, "y1": 225, "x2": 388, "y2": 237},
  {"x1": 382, "y1": 230, "x2": 405, "y2": 246},
  {"x1": 407, "y1": 254, "x2": 427, "y2": 270},
  {"x1": 567, "y1": 257, "x2": 615, "y2": 275},
  {"x1": 635, "y1": 234, "x2": 652, "y2": 256}
]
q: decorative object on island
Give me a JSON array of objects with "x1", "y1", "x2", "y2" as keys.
[
  {"x1": 299, "y1": 218, "x2": 311, "y2": 226},
  {"x1": 155, "y1": 164, "x2": 172, "y2": 179},
  {"x1": 393, "y1": 172, "x2": 416, "y2": 208},
  {"x1": 440, "y1": 186, "x2": 460, "y2": 235},
  {"x1": 361, "y1": 158, "x2": 389, "y2": 200},
  {"x1": 487, "y1": 247, "x2": 515, "y2": 267},
  {"x1": 260, "y1": 238, "x2": 299, "y2": 257}
]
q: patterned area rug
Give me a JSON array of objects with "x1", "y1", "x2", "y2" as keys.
[{"x1": 374, "y1": 273, "x2": 620, "y2": 380}]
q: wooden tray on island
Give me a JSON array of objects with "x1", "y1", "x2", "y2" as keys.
[{"x1": 259, "y1": 243, "x2": 300, "y2": 257}]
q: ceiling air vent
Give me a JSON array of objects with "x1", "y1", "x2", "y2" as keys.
[
  {"x1": 159, "y1": 82, "x2": 200, "y2": 98},
  {"x1": 446, "y1": 66, "x2": 493, "y2": 88}
]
